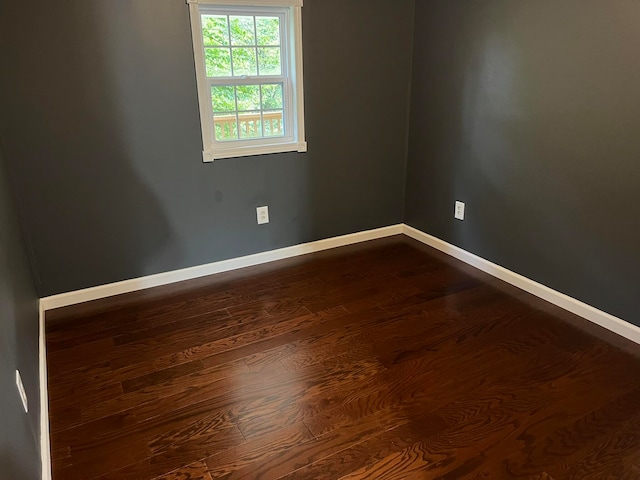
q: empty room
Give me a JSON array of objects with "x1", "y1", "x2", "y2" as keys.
[{"x1": 1, "y1": 0, "x2": 640, "y2": 479}]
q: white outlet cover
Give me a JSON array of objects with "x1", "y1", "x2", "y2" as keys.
[
  {"x1": 455, "y1": 201, "x2": 465, "y2": 220},
  {"x1": 256, "y1": 206, "x2": 269, "y2": 225},
  {"x1": 16, "y1": 370, "x2": 28, "y2": 413}
]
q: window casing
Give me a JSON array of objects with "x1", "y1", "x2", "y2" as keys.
[{"x1": 188, "y1": 0, "x2": 306, "y2": 161}]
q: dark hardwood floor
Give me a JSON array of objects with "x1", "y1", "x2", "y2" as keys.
[{"x1": 46, "y1": 235, "x2": 640, "y2": 479}]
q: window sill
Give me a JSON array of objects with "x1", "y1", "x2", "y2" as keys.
[{"x1": 203, "y1": 141, "x2": 307, "y2": 161}]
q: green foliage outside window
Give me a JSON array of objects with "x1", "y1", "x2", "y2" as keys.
[
  {"x1": 203, "y1": 14, "x2": 285, "y2": 141},
  {"x1": 203, "y1": 15, "x2": 281, "y2": 77}
]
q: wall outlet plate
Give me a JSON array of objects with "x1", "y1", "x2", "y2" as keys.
[
  {"x1": 257, "y1": 206, "x2": 269, "y2": 225},
  {"x1": 455, "y1": 201, "x2": 465, "y2": 220},
  {"x1": 16, "y1": 370, "x2": 28, "y2": 413}
]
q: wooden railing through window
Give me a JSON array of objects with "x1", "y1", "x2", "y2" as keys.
[{"x1": 214, "y1": 111, "x2": 283, "y2": 141}]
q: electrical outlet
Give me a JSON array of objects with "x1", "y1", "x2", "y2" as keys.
[
  {"x1": 455, "y1": 201, "x2": 465, "y2": 220},
  {"x1": 256, "y1": 206, "x2": 269, "y2": 225},
  {"x1": 16, "y1": 370, "x2": 28, "y2": 413}
]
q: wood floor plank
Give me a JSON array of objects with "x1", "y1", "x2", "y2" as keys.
[
  {"x1": 149, "y1": 306, "x2": 348, "y2": 371},
  {"x1": 152, "y1": 460, "x2": 213, "y2": 480},
  {"x1": 206, "y1": 414, "x2": 385, "y2": 480},
  {"x1": 236, "y1": 356, "x2": 388, "y2": 439},
  {"x1": 547, "y1": 412, "x2": 640, "y2": 480},
  {"x1": 204, "y1": 422, "x2": 314, "y2": 478},
  {"x1": 464, "y1": 387, "x2": 640, "y2": 478},
  {"x1": 47, "y1": 337, "x2": 115, "y2": 376},
  {"x1": 112, "y1": 310, "x2": 232, "y2": 347},
  {"x1": 337, "y1": 440, "x2": 436, "y2": 480},
  {"x1": 279, "y1": 416, "x2": 448, "y2": 480},
  {"x1": 95, "y1": 425, "x2": 244, "y2": 480},
  {"x1": 46, "y1": 235, "x2": 640, "y2": 479},
  {"x1": 121, "y1": 360, "x2": 207, "y2": 393},
  {"x1": 53, "y1": 437, "x2": 150, "y2": 480},
  {"x1": 107, "y1": 305, "x2": 309, "y2": 370},
  {"x1": 48, "y1": 308, "x2": 232, "y2": 352}
]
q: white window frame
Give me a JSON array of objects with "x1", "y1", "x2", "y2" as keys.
[{"x1": 188, "y1": 0, "x2": 307, "y2": 162}]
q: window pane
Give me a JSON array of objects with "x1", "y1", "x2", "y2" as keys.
[
  {"x1": 230, "y1": 16, "x2": 255, "y2": 46},
  {"x1": 258, "y1": 47, "x2": 281, "y2": 76},
  {"x1": 205, "y1": 48, "x2": 232, "y2": 77},
  {"x1": 238, "y1": 112, "x2": 262, "y2": 138},
  {"x1": 202, "y1": 15, "x2": 229, "y2": 46},
  {"x1": 232, "y1": 48, "x2": 258, "y2": 76},
  {"x1": 211, "y1": 86, "x2": 235, "y2": 113},
  {"x1": 261, "y1": 84, "x2": 283, "y2": 110},
  {"x1": 214, "y1": 114, "x2": 238, "y2": 141},
  {"x1": 263, "y1": 110, "x2": 284, "y2": 137},
  {"x1": 256, "y1": 17, "x2": 280, "y2": 46},
  {"x1": 236, "y1": 85, "x2": 260, "y2": 111}
]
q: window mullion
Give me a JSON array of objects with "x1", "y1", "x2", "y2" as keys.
[
  {"x1": 233, "y1": 85, "x2": 240, "y2": 140},
  {"x1": 226, "y1": 15, "x2": 234, "y2": 76},
  {"x1": 253, "y1": 16, "x2": 260, "y2": 77},
  {"x1": 258, "y1": 85, "x2": 265, "y2": 136},
  {"x1": 209, "y1": 76, "x2": 284, "y2": 86}
]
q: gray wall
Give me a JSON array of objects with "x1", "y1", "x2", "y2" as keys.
[
  {"x1": 0, "y1": 143, "x2": 41, "y2": 479},
  {"x1": 406, "y1": 0, "x2": 640, "y2": 324},
  {"x1": 0, "y1": 0, "x2": 415, "y2": 297}
]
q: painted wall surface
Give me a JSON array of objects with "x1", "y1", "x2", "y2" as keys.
[
  {"x1": 0, "y1": 0, "x2": 415, "y2": 296},
  {"x1": 0, "y1": 144, "x2": 41, "y2": 479},
  {"x1": 406, "y1": 0, "x2": 640, "y2": 324}
]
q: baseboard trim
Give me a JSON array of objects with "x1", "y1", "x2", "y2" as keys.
[
  {"x1": 39, "y1": 222, "x2": 639, "y2": 346},
  {"x1": 403, "y1": 224, "x2": 640, "y2": 345},
  {"x1": 40, "y1": 224, "x2": 404, "y2": 311},
  {"x1": 39, "y1": 301, "x2": 51, "y2": 480}
]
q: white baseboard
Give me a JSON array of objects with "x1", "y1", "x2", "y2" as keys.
[
  {"x1": 39, "y1": 302, "x2": 51, "y2": 480},
  {"x1": 39, "y1": 221, "x2": 640, "y2": 347},
  {"x1": 403, "y1": 224, "x2": 640, "y2": 345},
  {"x1": 40, "y1": 224, "x2": 404, "y2": 311}
]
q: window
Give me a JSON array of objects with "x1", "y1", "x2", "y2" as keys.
[{"x1": 188, "y1": 0, "x2": 306, "y2": 161}]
